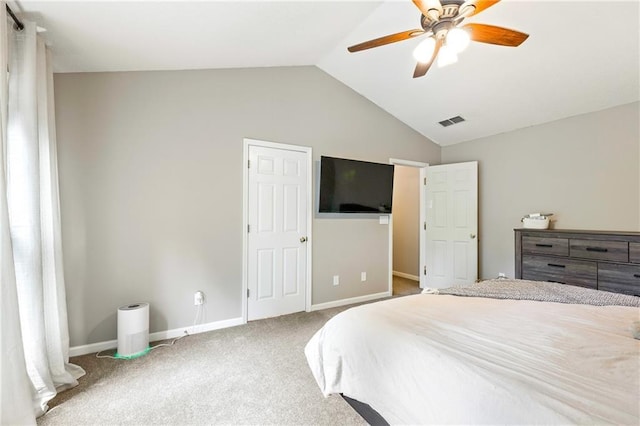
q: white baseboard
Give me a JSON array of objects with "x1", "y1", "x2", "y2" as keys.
[
  {"x1": 70, "y1": 339, "x2": 118, "y2": 358},
  {"x1": 310, "y1": 291, "x2": 390, "y2": 312},
  {"x1": 69, "y1": 316, "x2": 244, "y2": 357},
  {"x1": 393, "y1": 271, "x2": 420, "y2": 281}
]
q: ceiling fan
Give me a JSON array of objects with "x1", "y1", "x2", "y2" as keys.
[{"x1": 347, "y1": 0, "x2": 529, "y2": 78}]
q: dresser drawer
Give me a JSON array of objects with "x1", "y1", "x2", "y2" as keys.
[
  {"x1": 522, "y1": 255, "x2": 597, "y2": 289},
  {"x1": 522, "y1": 236, "x2": 569, "y2": 256},
  {"x1": 630, "y1": 243, "x2": 640, "y2": 264},
  {"x1": 598, "y1": 263, "x2": 640, "y2": 296},
  {"x1": 569, "y1": 239, "x2": 628, "y2": 262}
]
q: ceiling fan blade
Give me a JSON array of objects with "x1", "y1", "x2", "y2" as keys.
[
  {"x1": 348, "y1": 29, "x2": 425, "y2": 53},
  {"x1": 413, "y1": 62, "x2": 430, "y2": 78},
  {"x1": 413, "y1": 38, "x2": 443, "y2": 78},
  {"x1": 464, "y1": 23, "x2": 529, "y2": 47},
  {"x1": 468, "y1": 0, "x2": 501, "y2": 17}
]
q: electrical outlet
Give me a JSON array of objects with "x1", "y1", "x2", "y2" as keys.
[
  {"x1": 333, "y1": 275, "x2": 339, "y2": 286},
  {"x1": 194, "y1": 291, "x2": 204, "y2": 305},
  {"x1": 361, "y1": 272, "x2": 367, "y2": 282}
]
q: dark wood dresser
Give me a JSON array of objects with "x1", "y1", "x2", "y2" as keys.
[{"x1": 515, "y1": 229, "x2": 640, "y2": 296}]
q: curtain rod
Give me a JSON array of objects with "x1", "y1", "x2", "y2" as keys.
[{"x1": 6, "y1": 4, "x2": 24, "y2": 31}]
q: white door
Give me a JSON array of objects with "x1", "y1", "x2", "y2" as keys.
[
  {"x1": 247, "y1": 145, "x2": 308, "y2": 320},
  {"x1": 425, "y1": 161, "x2": 478, "y2": 288}
]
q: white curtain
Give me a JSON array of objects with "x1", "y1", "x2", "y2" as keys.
[
  {"x1": 1, "y1": 5, "x2": 84, "y2": 422},
  {"x1": 1, "y1": 4, "x2": 35, "y2": 425}
]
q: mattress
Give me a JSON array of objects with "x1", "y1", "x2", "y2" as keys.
[{"x1": 305, "y1": 292, "x2": 640, "y2": 424}]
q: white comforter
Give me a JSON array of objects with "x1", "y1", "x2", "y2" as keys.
[{"x1": 305, "y1": 294, "x2": 640, "y2": 425}]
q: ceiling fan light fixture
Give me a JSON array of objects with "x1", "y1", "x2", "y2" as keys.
[
  {"x1": 446, "y1": 27, "x2": 470, "y2": 53},
  {"x1": 413, "y1": 37, "x2": 436, "y2": 63},
  {"x1": 437, "y1": 44, "x2": 458, "y2": 67}
]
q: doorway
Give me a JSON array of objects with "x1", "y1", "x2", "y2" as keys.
[
  {"x1": 389, "y1": 159, "x2": 428, "y2": 296},
  {"x1": 242, "y1": 139, "x2": 313, "y2": 322}
]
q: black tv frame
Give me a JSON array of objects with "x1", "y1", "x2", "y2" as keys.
[{"x1": 318, "y1": 156, "x2": 394, "y2": 214}]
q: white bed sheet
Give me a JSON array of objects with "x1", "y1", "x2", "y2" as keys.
[{"x1": 305, "y1": 294, "x2": 640, "y2": 425}]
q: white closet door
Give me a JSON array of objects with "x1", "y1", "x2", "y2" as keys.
[{"x1": 247, "y1": 145, "x2": 308, "y2": 320}]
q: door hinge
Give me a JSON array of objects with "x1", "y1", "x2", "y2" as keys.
[
  {"x1": 247, "y1": 289, "x2": 250, "y2": 298},
  {"x1": 248, "y1": 160, "x2": 250, "y2": 168},
  {"x1": 424, "y1": 177, "x2": 427, "y2": 185},
  {"x1": 424, "y1": 266, "x2": 427, "y2": 275},
  {"x1": 247, "y1": 224, "x2": 250, "y2": 233},
  {"x1": 423, "y1": 221, "x2": 426, "y2": 231}
]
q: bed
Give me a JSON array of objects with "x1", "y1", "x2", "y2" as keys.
[{"x1": 305, "y1": 279, "x2": 640, "y2": 425}]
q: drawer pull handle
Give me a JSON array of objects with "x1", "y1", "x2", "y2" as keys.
[
  {"x1": 634, "y1": 274, "x2": 640, "y2": 279},
  {"x1": 585, "y1": 247, "x2": 608, "y2": 253},
  {"x1": 535, "y1": 244, "x2": 553, "y2": 248},
  {"x1": 547, "y1": 263, "x2": 566, "y2": 268},
  {"x1": 548, "y1": 280, "x2": 566, "y2": 284}
]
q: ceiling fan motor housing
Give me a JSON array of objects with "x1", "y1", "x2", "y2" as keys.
[
  {"x1": 441, "y1": 2, "x2": 463, "y2": 18},
  {"x1": 420, "y1": 0, "x2": 466, "y2": 33},
  {"x1": 442, "y1": 0, "x2": 467, "y2": 7},
  {"x1": 433, "y1": 21, "x2": 454, "y2": 39}
]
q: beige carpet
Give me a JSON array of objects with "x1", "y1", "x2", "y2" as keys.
[
  {"x1": 392, "y1": 275, "x2": 421, "y2": 297},
  {"x1": 39, "y1": 279, "x2": 420, "y2": 425}
]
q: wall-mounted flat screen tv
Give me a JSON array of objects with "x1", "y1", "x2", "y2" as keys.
[{"x1": 319, "y1": 156, "x2": 394, "y2": 214}]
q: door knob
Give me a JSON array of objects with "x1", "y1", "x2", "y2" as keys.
[
  {"x1": 470, "y1": 233, "x2": 476, "y2": 239},
  {"x1": 300, "y1": 237, "x2": 307, "y2": 243}
]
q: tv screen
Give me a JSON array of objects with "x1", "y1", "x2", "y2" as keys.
[{"x1": 319, "y1": 156, "x2": 394, "y2": 214}]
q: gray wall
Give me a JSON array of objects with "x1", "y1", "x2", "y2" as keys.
[
  {"x1": 392, "y1": 165, "x2": 420, "y2": 277},
  {"x1": 54, "y1": 66, "x2": 440, "y2": 346},
  {"x1": 442, "y1": 102, "x2": 640, "y2": 279}
]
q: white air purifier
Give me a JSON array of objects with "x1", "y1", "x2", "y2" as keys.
[{"x1": 116, "y1": 302, "x2": 150, "y2": 359}]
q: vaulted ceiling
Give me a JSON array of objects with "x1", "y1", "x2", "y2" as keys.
[{"x1": 16, "y1": 0, "x2": 640, "y2": 146}]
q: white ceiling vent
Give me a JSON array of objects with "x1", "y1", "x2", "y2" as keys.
[{"x1": 438, "y1": 116, "x2": 466, "y2": 127}]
